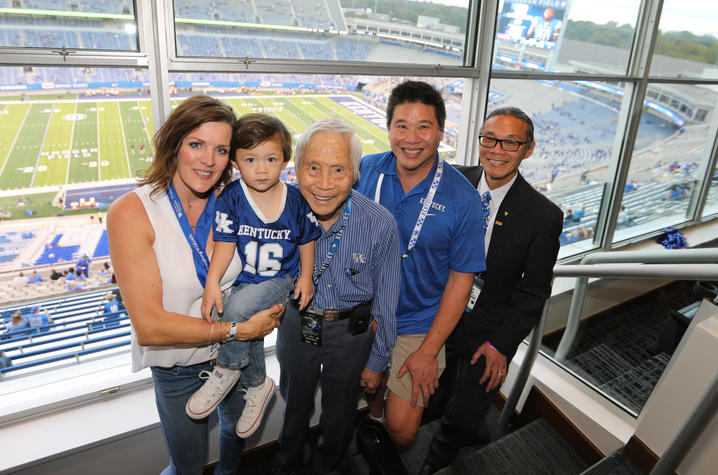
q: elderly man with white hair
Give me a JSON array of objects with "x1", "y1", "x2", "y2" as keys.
[{"x1": 274, "y1": 119, "x2": 401, "y2": 474}]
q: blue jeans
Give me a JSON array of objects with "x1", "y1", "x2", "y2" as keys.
[
  {"x1": 216, "y1": 274, "x2": 294, "y2": 388},
  {"x1": 151, "y1": 362, "x2": 247, "y2": 475}
]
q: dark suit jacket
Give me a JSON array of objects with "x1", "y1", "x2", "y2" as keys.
[{"x1": 452, "y1": 165, "x2": 563, "y2": 362}]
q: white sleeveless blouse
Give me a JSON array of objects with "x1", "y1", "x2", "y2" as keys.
[{"x1": 130, "y1": 184, "x2": 242, "y2": 371}]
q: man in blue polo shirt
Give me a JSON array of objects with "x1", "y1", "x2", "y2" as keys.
[{"x1": 355, "y1": 80, "x2": 486, "y2": 451}]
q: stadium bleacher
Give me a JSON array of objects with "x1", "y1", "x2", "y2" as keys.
[
  {"x1": 545, "y1": 174, "x2": 694, "y2": 244},
  {"x1": 33, "y1": 233, "x2": 80, "y2": 266},
  {"x1": 92, "y1": 230, "x2": 109, "y2": 259},
  {"x1": 175, "y1": 27, "x2": 375, "y2": 61},
  {"x1": 1, "y1": 289, "x2": 128, "y2": 376},
  {"x1": 0, "y1": 232, "x2": 32, "y2": 265}
]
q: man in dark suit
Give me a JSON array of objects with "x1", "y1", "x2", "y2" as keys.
[{"x1": 421, "y1": 106, "x2": 563, "y2": 473}]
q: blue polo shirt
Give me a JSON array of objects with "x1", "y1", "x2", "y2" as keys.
[{"x1": 356, "y1": 151, "x2": 486, "y2": 334}]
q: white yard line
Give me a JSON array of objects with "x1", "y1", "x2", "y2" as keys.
[
  {"x1": 30, "y1": 105, "x2": 55, "y2": 187},
  {"x1": 116, "y1": 101, "x2": 132, "y2": 179},
  {"x1": 0, "y1": 104, "x2": 31, "y2": 178},
  {"x1": 96, "y1": 102, "x2": 101, "y2": 181},
  {"x1": 64, "y1": 102, "x2": 78, "y2": 184}
]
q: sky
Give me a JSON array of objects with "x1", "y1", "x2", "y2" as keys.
[{"x1": 424, "y1": 0, "x2": 718, "y2": 37}]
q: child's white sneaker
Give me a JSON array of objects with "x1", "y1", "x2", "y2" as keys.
[
  {"x1": 186, "y1": 367, "x2": 241, "y2": 419},
  {"x1": 236, "y1": 377, "x2": 276, "y2": 438}
]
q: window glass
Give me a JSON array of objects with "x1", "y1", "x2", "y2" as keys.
[
  {"x1": 493, "y1": 0, "x2": 640, "y2": 74},
  {"x1": 0, "y1": 1, "x2": 138, "y2": 51},
  {"x1": 650, "y1": 1, "x2": 718, "y2": 79},
  {"x1": 489, "y1": 78, "x2": 630, "y2": 258},
  {"x1": 0, "y1": 73, "x2": 462, "y2": 410},
  {"x1": 0, "y1": 66, "x2": 151, "y2": 191},
  {"x1": 173, "y1": 0, "x2": 470, "y2": 64},
  {"x1": 702, "y1": 164, "x2": 718, "y2": 217},
  {"x1": 169, "y1": 73, "x2": 462, "y2": 163},
  {"x1": 703, "y1": 163, "x2": 718, "y2": 217},
  {"x1": 614, "y1": 83, "x2": 718, "y2": 242}
]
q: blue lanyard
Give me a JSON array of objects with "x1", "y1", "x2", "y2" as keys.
[
  {"x1": 167, "y1": 183, "x2": 215, "y2": 287},
  {"x1": 313, "y1": 195, "x2": 352, "y2": 285},
  {"x1": 375, "y1": 158, "x2": 444, "y2": 258}
]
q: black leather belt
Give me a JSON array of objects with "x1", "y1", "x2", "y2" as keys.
[{"x1": 306, "y1": 306, "x2": 355, "y2": 322}]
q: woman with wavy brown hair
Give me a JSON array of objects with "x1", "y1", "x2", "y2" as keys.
[{"x1": 108, "y1": 95, "x2": 283, "y2": 474}]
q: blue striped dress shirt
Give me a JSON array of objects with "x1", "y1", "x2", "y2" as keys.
[{"x1": 312, "y1": 190, "x2": 401, "y2": 372}]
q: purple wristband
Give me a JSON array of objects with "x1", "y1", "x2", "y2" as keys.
[{"x1": 485, "y1": 341, "x2": 498, "y2": 352}]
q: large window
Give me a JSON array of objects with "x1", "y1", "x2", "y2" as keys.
[
  {"x1": 649, "y1": 0, "x2": 718, "y2": 80},
  {"x1": 172, "y1": 0, "x2": 471, "y2": 64},
  {"x1": 614, "y1": 83, "x2": 718, "y2": 242},
  {"x1": 493, "y1": 0, "x2": 640, "y2": 74},
  {"x1": 702, "y1": 164, "x2": 718, "y2": 217},
  {"x1": 168, "y1": 73, "x2": 461, "y2": 162},
  {"x1": 0, "y1": 67, "x2": 151, "y2": 190},
  {"x1": 489, "y1": 78, "x2": 626, "y2": 257},
  {"x1": 1, "y1": 0, "x2": 718, "y2": 424},
  {"x1": 0, "y1": 2, "x2": 138, "y2": 51}
]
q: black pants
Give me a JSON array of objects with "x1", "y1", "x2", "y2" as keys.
[
  {"x1": 276, "y1": 303, "x2": 374, "y2": 474},
  {"x1": 424, "y1": 348, "x2": 501, "y2": 469}
]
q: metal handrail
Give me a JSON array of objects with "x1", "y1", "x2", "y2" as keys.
[
  {"x1": 498, "y1": 285, "x2": 551, "y2": 429},
  {"x1": 554, "y1": 249, "x2": 718, "y2": 360},
  {"x1": 499, "y1": 253, "x2": 718, "y2": 430}
]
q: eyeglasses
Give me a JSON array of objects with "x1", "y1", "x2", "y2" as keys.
[{"x1": 478, "y1": 135, "x2": 530, "y2": 152}]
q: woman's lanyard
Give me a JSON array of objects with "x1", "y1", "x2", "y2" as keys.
[
  {"x1": 313, "y1": 195, "x2": 352, "y2": 285},
  {"x1": 167, "y1": 183, "x2": 215, "y2": 287},
  {"x1": 374, "y1": 159, "x2": 444, "y2": 258}
]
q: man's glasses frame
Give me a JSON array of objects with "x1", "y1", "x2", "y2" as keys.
[{"x1": 478, "y1": 135, "x2": 530, "y2": 152}]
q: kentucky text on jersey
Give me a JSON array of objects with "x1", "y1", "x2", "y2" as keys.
[{"x1": 236, "y1": 224, "x2": 292, "y2": 241}]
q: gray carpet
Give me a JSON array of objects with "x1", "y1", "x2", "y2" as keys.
[
  {"x1": 234, "y1": 406, "x2": 590, "y2": 474},
  {"x1": 436, "y1": 418, "x2": 588, "y2": 475},
  {"x1": 599, "y1": 352, "x2": 671, "y2": 414},
  {"x1": 332, "y1": 406, "x2": 511, "y2": 475},
  {"x1": 542, "y1": 280, "x2": 696, "y2": 413}
]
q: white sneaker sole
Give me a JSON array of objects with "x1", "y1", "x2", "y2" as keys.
[{"x1": 236, "y1": 379, "x2": 276, "y2": 438}]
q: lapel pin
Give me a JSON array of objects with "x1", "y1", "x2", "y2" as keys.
[
  {"x1": 496, "y1": 220, "x2": 503, "y2": 226},
  {"x1": 504, "y1": 211, "x2": 509, "y2": 216}
]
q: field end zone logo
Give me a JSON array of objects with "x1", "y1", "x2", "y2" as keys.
[{"x1": 63, "y1": 113, "x2": 87, "y2": 121}]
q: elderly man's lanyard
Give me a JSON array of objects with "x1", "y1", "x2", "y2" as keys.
[
  {"x1": 374, "y1": 159, "x2": 444, "y2": 258},
  {"x1": 167, "y1": 183, "x2": 214, "y2": 287},
  {"x1": 313, "y1": 195, "x2": 352, "y2": 285}
]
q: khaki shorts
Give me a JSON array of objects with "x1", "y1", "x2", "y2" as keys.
[{"x1": 386, "y1": 334, "x2": 446, "y2": 408}]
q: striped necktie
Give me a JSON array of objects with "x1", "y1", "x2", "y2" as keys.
[{"x1": 481, "y1": 191, "x2": 491, "y2": 233}]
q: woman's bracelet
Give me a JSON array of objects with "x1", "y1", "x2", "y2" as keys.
[
  {"x1": 224, "y1": 322, "x2": 237, "y2": 342},
  {"x1": 207, "y1": 323, "x2": 214, "y2": 346}
]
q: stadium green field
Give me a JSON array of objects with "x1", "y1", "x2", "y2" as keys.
[
  {"x1": 0, "y1": 94, "x2": 393, "y2": 193},
  {"x1": 0, "y1": 192, "x2": 97, "y2": 220}
]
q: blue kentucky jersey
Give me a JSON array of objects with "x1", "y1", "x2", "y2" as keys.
[{"x1": 214, "y1": 180, "x2": 321, "y2": 285}]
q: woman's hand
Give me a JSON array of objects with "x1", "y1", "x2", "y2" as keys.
[{"x1": 239, "y1": 303, "x2": 284, "y2": 340}]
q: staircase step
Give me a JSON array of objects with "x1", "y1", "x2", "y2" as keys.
[
  {"x1": 599, "y1": 352, "x2": 671, "y2": 413},
  {"x1": 333, "y1": 406, "x2": 506, "y2": 474},
  {"x1": 437, "y1": 418, "x2": 588, "y2": 474}
]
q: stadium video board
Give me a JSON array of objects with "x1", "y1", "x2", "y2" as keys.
[{"x1": 496, "y1": 0, "x2": 569, "y2": 50}]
